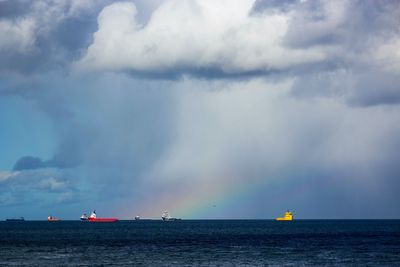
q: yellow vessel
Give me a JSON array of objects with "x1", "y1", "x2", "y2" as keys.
[{"x1": 276, "y1": 210, "x2": 293, "y2": 221}]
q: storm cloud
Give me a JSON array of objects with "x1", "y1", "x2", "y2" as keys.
[{"x1": 0, "y1": 0, "x2": 400, "y2": 219}]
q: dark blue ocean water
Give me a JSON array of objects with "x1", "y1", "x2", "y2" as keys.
[{"x1": 0, "y1": 220, "x2": 399, "y2": 266}]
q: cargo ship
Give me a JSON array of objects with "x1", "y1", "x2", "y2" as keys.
[
  {"x1": 276, "y1": 210, "x2": 293, "y2": 221},
  {"x1": 47, "y1": 215, "x2": 61, "y2": 221},
  {"x1": 6, "y1": 217, "x2": 25, "y2": 222},
  {"x1": 87, "y1": 210, "x2": 118, "y2": 223},
  {"x1": 162, "y1": 211, "x2": 181, "y2": 221}
]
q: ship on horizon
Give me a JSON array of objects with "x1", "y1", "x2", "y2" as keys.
[
  {"x1": 276, "y1": 210, "x2": 293, "y2": 221},
  {"x1": 6, "y1": 217, "x2": 25, "y2": 222},
  {"x1": 162, "y1": 211, "x2": 181, "y2": 221},
  {"x1": 87, "y1": 210, "x2": 118, "y2": 223},
  {"x1": 80, "y1": 213, "x2": 88, "y2": 221},
  {"x1": 48, "y1": 215, "x2": 61, "y2": 221}
]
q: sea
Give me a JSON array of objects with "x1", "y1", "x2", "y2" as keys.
[{"x1": 0, "y1": 220, "x2": 399, "y2": 266}]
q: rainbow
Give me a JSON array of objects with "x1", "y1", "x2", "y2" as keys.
[{"x1": 119, "y1": 172, "x2": 318, "y2": 219}]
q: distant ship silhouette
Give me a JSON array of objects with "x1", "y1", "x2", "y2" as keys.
[{"x1": 276, "y1": 210, "x2": 293, "y2": 221}]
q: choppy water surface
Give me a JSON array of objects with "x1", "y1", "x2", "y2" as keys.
[{"x1": 0, "y1": 220, "x2": 399, "y2": 266}]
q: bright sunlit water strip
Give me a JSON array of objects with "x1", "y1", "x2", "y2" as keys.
[{"x1": 0, "y1": 220, "x2": 399, "y2": 266}]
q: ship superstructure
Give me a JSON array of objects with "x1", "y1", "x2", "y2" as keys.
[
  {"x1": 276, "y1": 210, "x2": 293, "y2": 221},
  {"x1": 80, "y1": 213, "x2": 88, "y2": 221},
  {"x1": 162, "y1": 211, "x2": 180, "y2": 221}
]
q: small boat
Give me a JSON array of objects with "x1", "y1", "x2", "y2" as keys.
[
  {"x1": 161, "y1": 211, "x2": 181, "y2": 221},
  {"x1": 6, "y1": 217, "x2": 25, "y2": 222},
  {"x1": 134, "y1": 215, "x2": 140, "y2": 220},
  {"x1": 47, "y1": 215, "x2": 61, "y2": 221},
  {"x1": 87, "y1": 210, "x2": 118, "y2": 223},
  {"x1": 80, "y1": 213, "x2": 88, "y2": 221},
  {"x1": 276, "y1": 210, "x2": 293, "y2": 221}
]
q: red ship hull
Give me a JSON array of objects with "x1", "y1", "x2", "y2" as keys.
[{"x1": 88, "y1": 217, "x2": 118, "y2": 223}]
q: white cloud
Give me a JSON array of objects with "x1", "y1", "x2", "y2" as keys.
[
  {"x1": 373, "y1": 37, "x2": 400, "y2": 74},
  {"x1": 68, "y1": 0, "x2": 96, "y2": 16},
  {"x1": 0, "y1": 169, "x2": 75, "y2": 205},
  {"x1": 0, "y1": 18, "x2": 36, "y2": 52},
  {"x1": 37, "y1": 177, "x2": 68, "y2": 192},
  {"x1": 78, "y1": 0, "x2": 325, "y2": 74},
  {"x1": 0, "y1": 171, "x2": 20, "y2": 182}
]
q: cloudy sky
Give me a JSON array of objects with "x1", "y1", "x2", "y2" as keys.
[{"x1": 1, "y1": 0, "x2": 399, "y2": 220}]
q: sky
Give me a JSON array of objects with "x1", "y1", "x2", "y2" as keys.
[{"x1": 0, "y1": 0, "x2": 400, "y2": 220}]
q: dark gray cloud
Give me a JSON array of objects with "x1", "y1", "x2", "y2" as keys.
[
  {"x1": 0, "y1": 0, "x2": 112, "y2": 75},
  {"x1": 13, "y1": 153, "x2": 80, "y2": 171},
  {"x1": 252, "y1": 0, "x2": 298, "y2": 13},
  {"x1": 13, "y1": 156, "x2": 45, "y2": 170},
  {"x1": 348, "y1": 72, "x2": 400, "y2": 106},
  {"x1": 0, "y1": 0, "x2": 32, "y2": 18},
  {"x1": 282, "y1": 0, "x2": 400, "y2": 107},
  {"x1": 290, "y1": 69, "x2": 400, "y2": 107}
]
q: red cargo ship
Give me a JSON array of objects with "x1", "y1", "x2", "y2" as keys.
[
  {"x1": 48, "y1": 215, "x2": 61, "y2": 221},
  {"x1": 87, "y1": 210, "x2": 118, "y2": 223}
]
